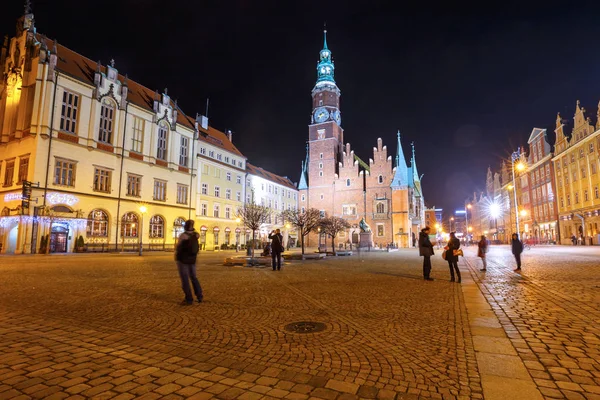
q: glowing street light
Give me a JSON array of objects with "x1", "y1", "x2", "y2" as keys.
[
  {"x1": 520, "y1": 209, "x2": 528, "y2": 217},
  {"x1": 511, "y1": 148, "x2": 526, "y2": 235},
  {"x1": 139, "y1": 205, "x2": 148, "y2": 256}
]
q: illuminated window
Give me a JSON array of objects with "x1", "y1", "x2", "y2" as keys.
[
  {"x1": 17, "y1": 157, "x2": 29, "y2": 184},
  {"x1": 54, "y1": 158, "x2": 76, "y2": 187},
  {"x1": 149, "y1": 215, "x2": 164, "y2": 238},
  {"x1": 87, "y1": 209, "x2": 108, "y2": 237},
  {"x1": 121, "y1": 212, "x2": 138, "y2": 237}
]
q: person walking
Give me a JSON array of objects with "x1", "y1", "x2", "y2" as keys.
[
  {"x1": 478, "y1": 234, "x2": 489, "y2": 271},
  {"x1": 268, "y1": 229, "x2": 284, "y2": 271},
  {"x1": 445, "y1": 232, "x2": 461, "y2": 283},
  {"x1": 418, "y1": 227, "x2": 435, "y2": 281},
  {"x1": 412, "y1": 231, "x2": 417, "y2": 248},
  {"x1": 175, "y1": 220, "x2": 203, "y2": 305},
  {"x1": 512, "y1": 233, "x2": 524, "y2": 272}
]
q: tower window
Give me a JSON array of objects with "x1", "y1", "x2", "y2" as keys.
[
  {"x1": 320, "y1": 153, "x2": 323, "y2": 159},
  {"x1": 346, "y1": 179, "x2": 351, "y2": 187},
  {"x1": 319, "y1": 163, "x2": 323, "y2": 169},
  {"x1": 319, "y1": 100, "x2": 323, "y2": 106},
  {"x1": 378, "y1": 175, "x2": 384, "y2": 184},
  {"x1": 319, "y1": 171, "x2": 323, "y2": 177}
]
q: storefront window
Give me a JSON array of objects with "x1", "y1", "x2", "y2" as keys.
[{"x1": 87, "y1": 209, "x2": 108, "y2": 237}]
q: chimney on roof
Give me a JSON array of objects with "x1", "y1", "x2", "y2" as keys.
[{"x1": 226, "y1": 129, "x2": 232, "y2": 142}]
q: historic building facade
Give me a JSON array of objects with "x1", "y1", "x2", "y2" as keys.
[
  {"x1": 1, "y1": 7, "x2": 297, "y2": 254},
  {"x1": 553, "y1": 102, "x2": 600, "y2": 245},
  {"x1": 0, "y1": 9, "x2": 205, "y2": 254},
  {"x1": 526, "y1": 127, "x2": 558, "y2": 242},
  {"x1": 298, "y1": 32, "x2": 425, "y2": 248},
  {"x1": 246, "y1": 163, "x2": 298, "y2": 247}
]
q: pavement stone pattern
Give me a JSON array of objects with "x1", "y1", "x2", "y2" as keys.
[
  {"x1": 0, "y1": 245, "x2": 597, "y2": 399},
  {"x1": 463, "y1": 245, "x2": 600, "y2": 400}
]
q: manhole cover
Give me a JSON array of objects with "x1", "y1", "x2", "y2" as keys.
[{"x1": 284, "y1": 321, "x2": 326, "y2": 333}]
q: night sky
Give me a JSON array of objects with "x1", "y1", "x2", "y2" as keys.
[{"x1": 3, "y1": 0, "x2": 600, "y2": 214}]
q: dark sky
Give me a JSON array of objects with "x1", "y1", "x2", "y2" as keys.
[{"x1": 3, "y1": 0, "x2": 600, "y2": 214}]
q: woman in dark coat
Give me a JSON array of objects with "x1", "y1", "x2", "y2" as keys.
[
  {"x1": 418, "y1": 227, "x2": 434, "y2": 281},
  {"x1": 511, "y1": 233, "x2": 524, "y2": 271},
  {"x1": 446, "y1": 232, "x2": 461, "y2": 282}
]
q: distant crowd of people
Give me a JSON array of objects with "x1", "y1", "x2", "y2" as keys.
[{"x1": 417, "y1": 226, "x2": 525, "y2": 282}]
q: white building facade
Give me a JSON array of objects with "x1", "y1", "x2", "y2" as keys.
[{"x1": 246, "y1": 163, "x2": 298, "y2": 247}]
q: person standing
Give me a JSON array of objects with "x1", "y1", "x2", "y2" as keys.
[
  {"x1": 412, "y1": 231, "x2": 417, "y2": 248},
  {"x1": 478, "y1": 235, "x2": 489, "y2": 271},
  {"x1": 268, "y1": 229, "x2": 284, "y2": 271},
  {"x1": 418, "y1": 227, "x2": 435, "y2": 281},
  {"x1": 512, "y1": 233, "x2": 524, "y2": 272},
  {"x1": 445, "y1": 232, "x2": 461, "y2": 282},
  {"x1": 175, "y1": 220, "x2": 203, "y2": 305}
]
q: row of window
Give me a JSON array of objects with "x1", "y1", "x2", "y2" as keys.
[
  {"x1": 199, "y1": 147, "x2": 243, "y2": 168},
  {"x1": 560, "y1": 186, "x2": 600, "y2": 208},
  {"x1": 87, "y1": 210, "x2": 186, "y2": 238},
  {"x1": 2, "y1": 156, "x2": 29, "y2": 187},
  {"x1": 257, "y1": 182, "x2": 296, "y2": 198},
  {"x1": 557, "y1": 142, "x2": 596, "y2": 169},
  {"x1": 533, "y1": 203, "x2": 555, "y2": 222},
  {"x1": 200, "y1": 183, "x2": 242, "y2": 202},
  {"x1": 202, "y1": 165, "x2": 243, "y2": 183},
  {"x1": 54, "y1": 158, "x2": 189, "y2": 204},
  {"x1": 61, "y1": 91, "x2": 191, "y2": 167}
]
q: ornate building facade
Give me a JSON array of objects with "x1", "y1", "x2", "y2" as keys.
[{"x1": 298, "y1": 32, "x2": 425, "y2": 248}]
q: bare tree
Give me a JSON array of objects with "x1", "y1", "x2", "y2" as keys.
[
  {"x1": 282, "y1": 208, "x2": 321, "y2": 255},
  {"x1": 236, "y1": 202, "x2": 271, "y2": 259},
  {"x1": 319, "y1": 216, "x2": 351, "y2": 255}
]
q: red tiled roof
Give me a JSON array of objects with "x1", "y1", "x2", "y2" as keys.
[
  {"x1": 39, "y1": 37, "x2": 243, "y2": 157},
  {"x1": 246, "y1": 163, "x2": 297, "y2": 190}
]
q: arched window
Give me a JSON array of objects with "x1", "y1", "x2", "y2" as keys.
[
  {"x1": 173, "y1": 217, "x2": 185, "y2": 238},
  {"x1": 121, "y1": 212, "x2": 138, "y2": 237},
  {"x1": 378, "y1": 175, "x2": 383, "y2": 184},
  {"x1": 98, "y1": 99, "x2": 115, "y2": 144},
  {"x1": 376, "y1": 203, "x2": 385, "y2": 214},
  {"x1": 87, "y1": 209, "x2": 109, "y2": 237},
  {"x1": 346, "y1": 179, "x2": 351, "y2": 187},
  {"x1": 150, "y1": 215, "x2": 165, "y2": 238},
  {"x1": 157, "y1": 122, "x2": 168, "y2": 160}
]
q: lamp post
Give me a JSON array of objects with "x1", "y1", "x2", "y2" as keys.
[
  {"x1": 235, "y1": 217, "x2": 241, "y2": 252},
  {"x1": 139, "y1": 205, "x2": 147, "y2": 256},
  {"x1": 465, "y1": 203, "x2": 471, "y2": 243},
  {"x1": 511, "y1": 148, "x2": 525, "y2": 236},
  {"x1": 450, "y1": 217, "x2": 454, "y2": 232}
]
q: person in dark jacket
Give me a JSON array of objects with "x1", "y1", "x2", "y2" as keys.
[
  {"x1": 418, "y1": 227, "x2": 435, "y2": 281},
  {"x1": 445, "y1": 232, "x2": 461, "y2": 282},
  {"x1": 477, "y1": 235, "x2": 489, "y2": 271},
  {"x1": 175, "y1": 220, "x2": 203, "y2": 304},
  {"x1": 511, "y1": 233, "x2": 524, "y2": 271},
  {"x1": 268, "y1": 229, "x2": 284, "y2": 271}
]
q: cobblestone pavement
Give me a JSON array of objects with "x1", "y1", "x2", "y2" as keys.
[
  {"x1": 0, "y1": 246, "x2": 597, "y2": 399},
  {"x1": 463, "y1": 245, "x2": 600, "y2": 400}
]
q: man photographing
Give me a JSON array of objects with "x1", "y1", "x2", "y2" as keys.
[{"x1": 268, "y1": 229, "x2": 284, "y2": 271}]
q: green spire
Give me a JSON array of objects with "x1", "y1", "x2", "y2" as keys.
[{"x1": 316, "y1": 29, "x2": 335, "y2": 85}]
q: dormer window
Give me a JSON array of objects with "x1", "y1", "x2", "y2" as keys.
[{"x1": 98, "y1": 99, "x2": 115, "y2": 144}]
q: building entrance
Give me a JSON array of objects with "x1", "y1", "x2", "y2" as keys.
[{"x1": 50, "y1": 224, "x2": 69, "y2": 253}]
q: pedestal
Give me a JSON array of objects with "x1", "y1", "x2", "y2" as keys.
[{"x1": 359, "y1": 232, "x2": 373, "y2": 249}]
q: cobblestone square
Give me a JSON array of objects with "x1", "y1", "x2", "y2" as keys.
[{"x1": 0, "y1": 246, "x2": 598, "y2": 399}]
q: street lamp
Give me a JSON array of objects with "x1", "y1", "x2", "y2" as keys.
[
  {"x1": 465, "y1": 203, "x2": 472, "y2": 242},
  {"x1": 511, "y1": 148, "x2": 525, "y2": 236},
  {"x1": 139, "y1": 205, "x2": 147, "y2": 256},
  {"x1": 450, "y1": 217, "x2": 454, "y2": 232},
  {"x1": 435, "y1": 223, "x2": 440, "y2": 234},
  {"x1": 235, "y1": 217, "x2": 241, "y2": 251}
]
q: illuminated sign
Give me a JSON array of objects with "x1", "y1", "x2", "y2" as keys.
[
  {"x1": 4, "y1": 193, "x2": 22, "y2": 202},
  {"x1": 46, "y1": 192, "x2": 79, "y2": 206}
]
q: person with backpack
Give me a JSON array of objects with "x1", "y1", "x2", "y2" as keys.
[
  {"x1": 268, "y1": 229, "x2": 284, "y2": 271},
  {"x1": 175, "y1": 220, "x2": 203, "y2": 305}
]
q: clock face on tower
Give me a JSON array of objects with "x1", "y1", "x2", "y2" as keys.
[
  {"x1": 332, "y1": 110, "x2": 341, "y2": 125},
  {"x1": 313, "y1": 107, "x2": 329, "y2": 123}
]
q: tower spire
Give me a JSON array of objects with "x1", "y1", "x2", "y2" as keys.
[
  {"x1": 315, "y1": 29, "x2": 335, "y2": 86},
  {"x1": 411, "y1": 142, "x2": 420, "y2": 183},
  {"x1": 323, "y1": 24, "x2": 328, "y2": 50},
  {"x1": 391, "y1": 131, "x2": 409, "y2": 188}
]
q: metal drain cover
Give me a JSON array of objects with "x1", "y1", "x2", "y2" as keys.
[{"x1": 284, "y1": 321, "x2": 326, "y2": 333}]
